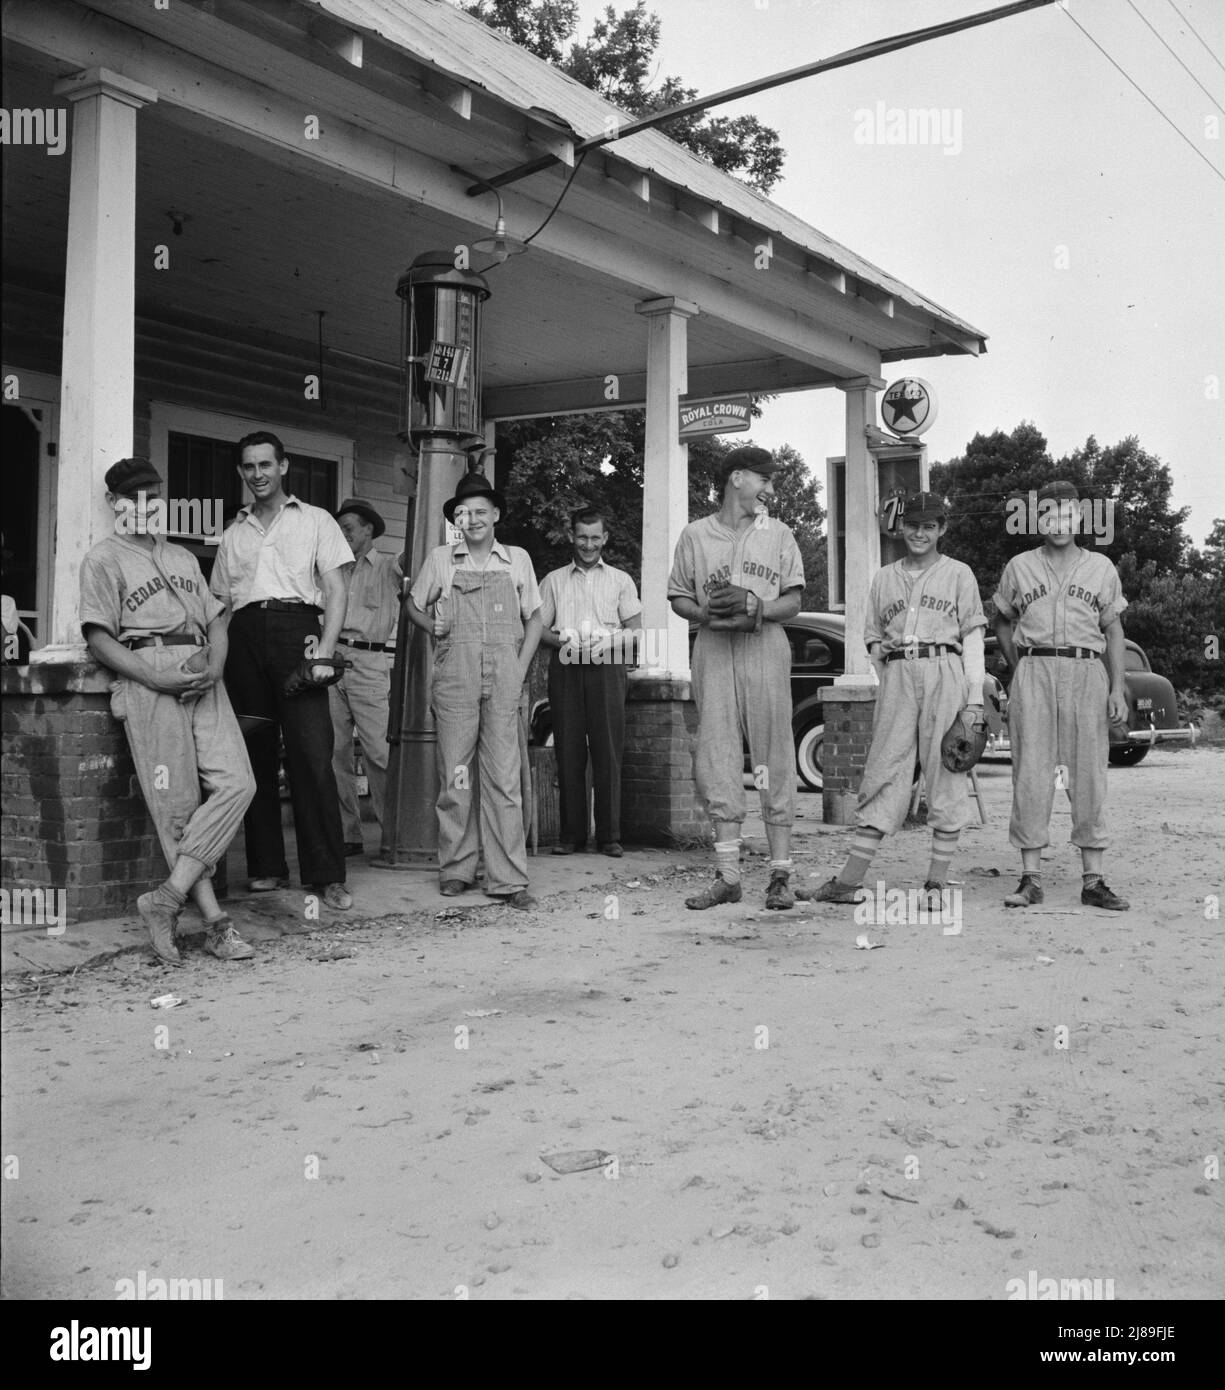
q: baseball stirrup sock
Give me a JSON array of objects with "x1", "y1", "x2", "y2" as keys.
[
  {"x1": 715, "y1": 839, "x2": 743, "y2": 886},
  {"x1": 927, "y1": 829, "x2": 961, "y2": 886},
  {"x1": 152, "y1": 883, "x2": 187, "y2": 911},
  {"x1": 839, "y1": 828, "x2": 884, "y2": 886},
  {"x1": 769, "y1": 859, "x2": 793, "y2": 875}
]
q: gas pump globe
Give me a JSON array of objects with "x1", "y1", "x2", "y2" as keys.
[{"x1": 379, "y1": 252, "x2": 491, "y2": 866}]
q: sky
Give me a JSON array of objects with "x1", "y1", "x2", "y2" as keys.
[{"x1": 573, "y1": 0, "x2": 1225, "y2": 547}]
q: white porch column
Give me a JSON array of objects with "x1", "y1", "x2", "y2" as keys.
[
  {"x1": 35, "y1": 68, "x2": 157, "y2": 660},
  {"x1": 835, "y1": 375, "x2": 885, "y2": 682},
  {"x1": 633, "y1": 296, "x2": 698, "y2": 680}
]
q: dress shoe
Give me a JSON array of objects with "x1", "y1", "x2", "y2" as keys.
[
  {"x1": 493, "y1": 889, "x2": 537, "y2": 910},
  {"x1": 551, "y1": 844, "x2": 575, "y2": 856},
  {"x1": 344, "y1": 841, "x2": 364, "y2": 857},
  {"x1": 319, "y1": 882, "x2": 352, "y2": 910},
  {"x1": 440, "y1": 879, "x2": 472, "y2": 896},
  {"x1": 249, "y1": 877, "x2": 289, "y2": 892},
  {"x1": 600, "y1": 843, "x2": 624, "y2": 858}
]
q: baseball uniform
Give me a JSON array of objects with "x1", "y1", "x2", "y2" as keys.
[
  {"x1": 858, "y1": 555, "x2": 987, "y2": 834},
  {"x1": 79, "y1": 535, "x2": 255, "y2": 874},
  {"x1": 992, "y1": 547, "x2": 1127, "y2": 850},
  {"x1": 668, "y1": 514, "x2": 805, "y2": 827}
]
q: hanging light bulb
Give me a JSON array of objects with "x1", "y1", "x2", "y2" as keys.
[{"x1": 469, "y1": 188, "x2": 527, "y2": 264}]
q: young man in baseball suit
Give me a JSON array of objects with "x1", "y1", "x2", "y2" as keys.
[
  {"x1": 80, "y1": 457, "x2": 257, "y2": 964},
  {"x1": 330, "y1": 498, "x2": 402, "y2": 856},
  {"x1": 800, "y1": 492, "x2": 987, "y2": 904},
  {"x1": 668, "y1": 445, "x2": 805, "y2": 910},
  {"x1": 991, "y1": 479, "x2": 1129, "y2": 910}
]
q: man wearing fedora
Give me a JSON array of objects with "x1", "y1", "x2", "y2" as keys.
[
  {"x1": 406, "y1": 470, "x2": 543, "y2": 909},
  {"x1": 331, "y1": 498, "x2": 402, "y2": 856}
]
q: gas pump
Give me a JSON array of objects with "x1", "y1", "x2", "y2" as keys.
[{"x1": 377, "y1": 251, "x2": 491, "y2": 866}]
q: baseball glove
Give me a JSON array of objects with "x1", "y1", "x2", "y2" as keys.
[
  {"x1": 282, "y1": 655, "x2": 351, "y2": 698},
  {"x1": 940, "y1": 707, "x2": 988, "y2": 773},
  {"x1": 707, "y1": 579, "x2": 752, "y2": 616}
]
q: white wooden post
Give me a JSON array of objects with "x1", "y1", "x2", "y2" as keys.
[
  {"x1": 633, "y1": 296, "x2": 698, "y2": 680},
  {"x1": 836, "y1": 375, "x2": 885, "y2": 682},
  {"x1": 34, "y1": 68, "x2": 157, "y2": 661}
]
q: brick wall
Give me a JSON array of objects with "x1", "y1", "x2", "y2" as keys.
[
  {"x1": 818, "y1": 685, "x2": 878, "y2": 825},
  {"x1": 2, "y1": 663, "x2": 161, "y2": 923},
  {"x1": 621, "y1": 678, "x2": 709, "y2": 847}
]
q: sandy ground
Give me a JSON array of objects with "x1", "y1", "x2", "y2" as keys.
[{"x1": 2, "y1": 746, "x2": 1222, "y2": 1301}]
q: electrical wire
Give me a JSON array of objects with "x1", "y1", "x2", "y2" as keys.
[
  {"x1": 1163, "y1": 0, "x2": 1225, "y2": 77},
  {"x1": 1126, "y1": 0, "x2": 1224, "y2": 113},
  {"x1": 1061, "y1": 4, "x2": 1225, "y2": 185},
  {"x1": 523, "y1": 149, "x2": 590, "y2": 246}
]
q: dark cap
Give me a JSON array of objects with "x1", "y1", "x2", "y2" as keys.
[
  {"x1": 104, "y1": 457, "x2": 162, "y2": 496},
  {"x1": 717, "y1": 445, "x2": 780, "y2": 487},
  {"x1": 335, "y1": 497, "x2": 386, "y2": 539},
  {"x1": 900, "y1": 491, "x2": 948, "y2": 523},
  {"x1": 443, "y1": 469, "x2": 506, "y2": 524},
  {"x1": 1036, "y1": 479, "x2": 1079, "y2": 503}
]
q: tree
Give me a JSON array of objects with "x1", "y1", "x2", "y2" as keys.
[{"x1": 463, "y1": 0, "x2": 785, "y2": 192}]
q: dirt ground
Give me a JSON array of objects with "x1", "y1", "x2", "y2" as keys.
[{"x1": 3, "y1": 746, "x2": 1222, "y2": 1301}]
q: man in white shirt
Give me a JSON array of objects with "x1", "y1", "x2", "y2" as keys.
[
  {"x1": 210, "y1": 431, "x2": 355, "y2": 909},
  {"x1": 538, "y1": 507, "x2": 642, "y2": 856}
]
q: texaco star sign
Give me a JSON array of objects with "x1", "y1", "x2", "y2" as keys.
[{"x1": 880, "y1": 377, "x2": 937, "y2": 437}]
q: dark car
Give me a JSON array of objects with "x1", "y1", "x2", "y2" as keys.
[{"x1": 984, "y1": 635, "x2": 1196, "y2": 766}]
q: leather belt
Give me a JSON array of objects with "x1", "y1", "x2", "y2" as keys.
[
  {"x1": 337, "y1": 638, "x2": 390, "y2": 652},
  {"x1": 1017, "y1": 645, "x2": 1098, "y2": 660},
  {"x1": 885, "y1": 643, "x2": 955, "y2": 662},
  {"x1": 247, "y1": 599, "x2": 321, "y2": 613},
  {"x1": 126, "y1": 631, "x2": 205, "y2": 649}
]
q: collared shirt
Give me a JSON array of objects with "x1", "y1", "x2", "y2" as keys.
[
  {"x1": 864, "y1": 555, "x2": 986, "y2": 654},
  {"x1": 409, "y1": 538, "x2": 540, "y2": 620},
  {"x1": 210, "y1": 495, "x2": 353, "y2": 611},
  {"x1": 539, "y1": 558, "x2": 641, "y2": 635},
  {"x1": 340, "y1": 548, "x2": 403, "y2": 646},
  {"x1": 992, "y1": 546, "x2": 1127, "y2": 652},
  {"x1": 80, "y1": 535, "x2": 224, "y2": 643}
]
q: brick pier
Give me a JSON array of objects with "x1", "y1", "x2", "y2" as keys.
[
  {"x1": 817, "y1": 685, "x2": 877, "y2": 825},
  {"x1": 621, "y1": 677, "x2": 708, "y2": 847},
  {"x1": 2, "y1": 663, "x2": 161, "y2": 924}
]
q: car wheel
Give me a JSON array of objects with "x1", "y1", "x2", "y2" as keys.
[
  {"x1": 796, "y1": 721, "x2": 824, "y2": 792},
  {"x1": 1109, "y1": 743, "x2": 1150, "y2": 766}
]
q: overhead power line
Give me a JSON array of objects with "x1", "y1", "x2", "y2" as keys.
[
  {"x1": 1061, "y1": 4, "x2": 1225, "y2": 186},
  {"x1": 1163, "y1": 0, "x2": 1225, "y2": 77},
  {"x1": 1126, "y1": 0, "x2": 1224, "y2": 114}
]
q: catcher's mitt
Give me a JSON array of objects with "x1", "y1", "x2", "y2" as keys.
[
  {"x1": 940, "y1": 707, "x2": 988, "y2": 773},
  {"x1": 282, "y1": 655, "x2": 351, "y2": 698}
]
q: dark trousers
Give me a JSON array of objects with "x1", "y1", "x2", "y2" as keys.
[
  {"x1": 547, "y1": 651, "x2": 627, "y2": 847},
  {"x1": 224, "y1": 606, "x2": 345, "y2": 886}
]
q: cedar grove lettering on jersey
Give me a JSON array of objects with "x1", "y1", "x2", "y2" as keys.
[
  {"x1": 879, "y1": 593, "x2": 959, "y2": 627},
  {"x1": 700, "y1": 561, "x2": 781, "y2": 594},
  {"x1": 123, "y1": 571, "x2": 202, "y2": 614},
  {"x1": 1014, "y1": 581, "x2": 1105, "y2": 618}
]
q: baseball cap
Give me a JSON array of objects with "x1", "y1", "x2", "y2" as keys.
[
  {"x1": 335, "y1": 497, "x2": 386, "y2": 538},
  {"x1": 717, "y1": 445, "x2": 780, "y2": 487},
  {"x1": 900, "y1": 491, "x2": 948, "y2": 523},
  {"x1": 104, "y1": 457, "x2": 162, "y2": 496},
  {"x1": 1036, "y1": 480, "x2": 1079, "y2": 502}
]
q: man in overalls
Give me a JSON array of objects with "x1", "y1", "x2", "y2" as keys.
[{"x1": 406, "y1": 472, "x2": 542, "y2": 909}]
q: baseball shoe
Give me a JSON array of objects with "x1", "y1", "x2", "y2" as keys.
[
  {"x1": 203, "y1": 918, "x2": 255, "y2": 961},
  {"x1": 685, "y1": 875, "x2": 742, "y2": 910},
  {"x1": 319, "y1": 883, "x2": 352, "y2": 910},
  {"x1": 440, "y1": 879, "x2": 472, "y2": 896},
  {"x1": 600, "y1": 843, "x2": 624, "y2": 858},
  {"x1": 795, "y1": 877, "x2": 864, "y2": 905},
  {"x1": 344, "y1": 842, "x2": 364, "y2": 857},
  {"x1": 1082, "y1": 879, "x2": 1129, "y2": 911},
  {"x1": 765, "y1": 871, "x2": 795, "y2": 910},
  {"x1": 248, "y1": 877, "x2": 289, "y2": 892},
  {"x1": 492, "y1": 890, "x2": 537, "y2": 911},
  {"x1": 1004, "y1": 875, "x2": 1044, "y2": 908},
  {"x1": 137, "y1": 892, "x2": 181, "y2": 966}
]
